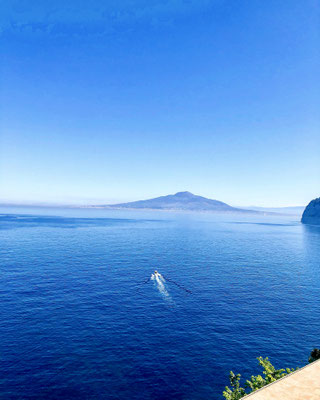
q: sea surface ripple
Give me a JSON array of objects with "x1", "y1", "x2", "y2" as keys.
[{"x1": 0, "y1": 207, "x2": 319, "y2": 399}]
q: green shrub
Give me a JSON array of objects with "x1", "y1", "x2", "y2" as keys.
[
  {"x1": 222, "y1": 372, "x2": 246, "y2": 400},
  {"x1": 222, "y1": 357, "x2": 296, "y2": 399},
  {"x1": 309, "y1": 348, "x2": 320, "y2": 363}
]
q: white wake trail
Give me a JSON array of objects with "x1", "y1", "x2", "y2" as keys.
[{"x1": 151, "y1": 273, "x2": 171, "y2": 299}]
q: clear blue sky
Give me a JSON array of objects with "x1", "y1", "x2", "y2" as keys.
[{"x1": 1, "y1": 0, "x2": 319, "y2": 206}]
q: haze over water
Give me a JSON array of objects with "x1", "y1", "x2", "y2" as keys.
[{"x1": 1, "y1": 207, "x2": 319, "y2": 399}]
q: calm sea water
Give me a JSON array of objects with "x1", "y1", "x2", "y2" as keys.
[{"x1": 0, "y1": 207, "x2": 319, "y2": 399}]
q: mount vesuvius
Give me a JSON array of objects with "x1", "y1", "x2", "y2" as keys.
[{"x1": 100, "y1": 192, "x2": 257, "y2": 213}]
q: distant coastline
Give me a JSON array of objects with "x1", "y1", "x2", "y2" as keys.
[{"x1": 0, "y1": 192, "x2": 305, "y2": 216}]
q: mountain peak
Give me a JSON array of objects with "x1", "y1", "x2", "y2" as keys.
[
  {"x1": 174, "y1": 191, "x2": 194, "y2": 197},
  {"x1": 106, "y1": 191, "x2": 256, "y2": 213}
]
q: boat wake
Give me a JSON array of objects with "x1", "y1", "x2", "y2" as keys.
[{"x1": 151, "y1": 272, "x2": 171, "y2": 300}]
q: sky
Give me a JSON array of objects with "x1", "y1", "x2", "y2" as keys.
[{"x1": 1, "y1": 0, "x2": 319, "y2": 207}]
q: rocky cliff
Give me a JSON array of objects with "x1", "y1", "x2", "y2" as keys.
[{"x1": 301, "y1": 198, "x2": 320, "y2": 225}]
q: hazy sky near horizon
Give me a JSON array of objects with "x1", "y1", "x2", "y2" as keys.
[{"x1": 1, "y1": 0, "x2": 319, "y2": 207}]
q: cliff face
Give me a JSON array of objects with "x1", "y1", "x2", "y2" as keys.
[{"x1": 301, "y1": 198, "x2": 320, "y2": 225}]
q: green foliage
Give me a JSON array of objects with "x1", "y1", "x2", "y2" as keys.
[
  {"x1": 245, "y1": 357, "x2": 296, "y2": 392},
  {"x1": 222, "y1": 357, "x2": 297, "y2": 400},
  {"x1": 309, "y1": 348, "x2": 320, "y2": 363},
  {"x1": 222, "y1": 372, "x2": 246, "y2": 400}
]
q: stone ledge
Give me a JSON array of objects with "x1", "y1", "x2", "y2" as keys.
[{"x1": 244, "y1": 359, "x2": 320, "y2": 400}]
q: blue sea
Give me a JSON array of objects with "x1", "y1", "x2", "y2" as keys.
[{"x1": 1, "y1": 207, "x2": 319, "y2": 399}]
